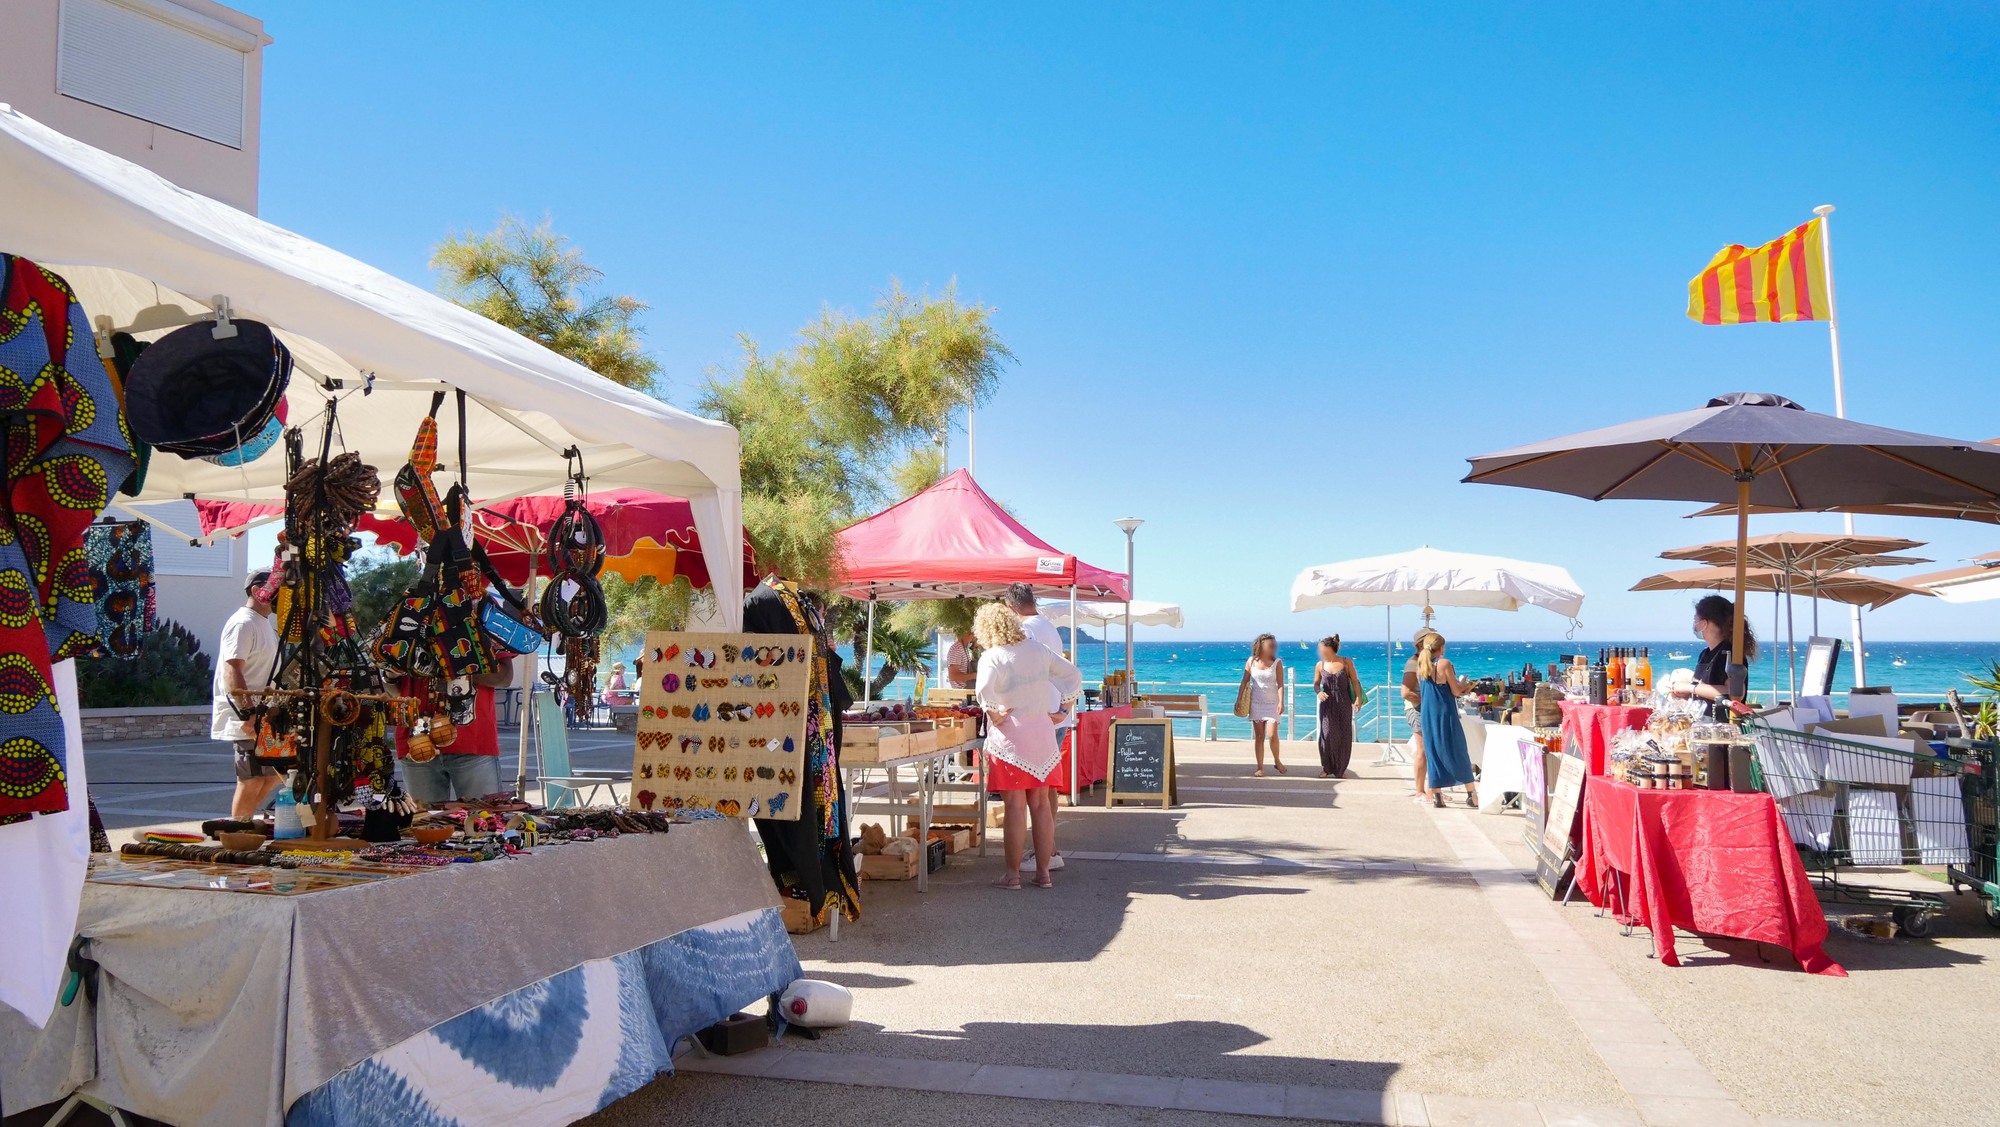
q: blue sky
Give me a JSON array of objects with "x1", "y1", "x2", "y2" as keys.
[{"x1": 254, "y1": 1, "x2": 1999, "y2": 642}]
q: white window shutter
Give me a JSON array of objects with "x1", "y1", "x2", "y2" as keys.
[{"x1": 57, "y1": 0, "x2": 250, "y2": 150}]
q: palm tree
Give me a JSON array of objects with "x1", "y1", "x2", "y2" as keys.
[{"x1": 866, "y1": 623, "x2": 936, "y2": 699}]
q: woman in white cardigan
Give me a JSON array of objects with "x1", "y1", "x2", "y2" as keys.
[{"x1": 974, "y1": 602, "x2": 1083, "y2": 890}]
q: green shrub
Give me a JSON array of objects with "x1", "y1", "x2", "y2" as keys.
[{"x1": 75, "y1": 619, "x2": 214, "y2": 708}]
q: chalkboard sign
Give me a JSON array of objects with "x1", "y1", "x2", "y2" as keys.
[{"x1": 1107, "y1": 719, "x2": 1176, "y2": 807}]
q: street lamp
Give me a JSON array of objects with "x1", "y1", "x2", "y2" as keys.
[{"x1": 1114, "y1": 518, "x2": 1143, "y2": 683}]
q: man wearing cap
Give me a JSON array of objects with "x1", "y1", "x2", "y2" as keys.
[{"x1": 212, "y1": 571, "x2": 281, "y2": 818}]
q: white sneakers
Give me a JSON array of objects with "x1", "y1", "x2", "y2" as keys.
[{"x1": 1018, "y1": 852, "x2": 1066, "y2": 872}]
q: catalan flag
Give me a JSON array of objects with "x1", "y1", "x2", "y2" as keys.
[{"x1": 1687, "y1": 218, "x2": 1830, "y2": 324}]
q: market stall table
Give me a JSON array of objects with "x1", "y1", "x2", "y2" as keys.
[
  {"x1": 1064, "y1": 706, "x2": 1132, "y2": 795},
  {"x1": 1560, "y1": 700, "x2": 1652, "y2": 775},
  {"x1": 1577, "y1": 777, "x2": 1844, "y2": 976},
  {"x1": 842, "y1": 736, "x2": 989, "y2": 900},
  {"x1": 0, "y1": 820, "x2": 801, "y2": 1127}
]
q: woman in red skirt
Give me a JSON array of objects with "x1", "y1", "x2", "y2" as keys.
[{"x1": 973, "y1": 603, "x2": 1084, "y2": 889}]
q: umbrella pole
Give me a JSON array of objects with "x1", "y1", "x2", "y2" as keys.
[
  {"x1": 1786, "y1": 576, "x2": 1798, "y2": 701},
  {"x1": 1776, "y1": 591, "x2": 1792, "y2": 703},
  {"x1": 1730, "y1": 480, "x2": 1750, "y2": 702}
]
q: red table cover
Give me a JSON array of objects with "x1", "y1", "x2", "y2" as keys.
[
  {"x1": 1577, "y1": 778, "x2": 1844, "y2": 976},
  {"x1": 1063, "y1": 707, "x2": 1131, "y2": 793},
  {"x1": 1559, "y1": 701, "x2": 1652, "y2": 775}
]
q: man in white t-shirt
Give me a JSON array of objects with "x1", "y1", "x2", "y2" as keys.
[
  {"x1": 1008, "y1": 582, "x2": 1074, "y2": 871},
  {"x1": 212, "y1": 571, "x2": 281, "y2": 818}
]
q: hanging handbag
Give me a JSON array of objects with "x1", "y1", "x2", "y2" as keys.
[
  {"x1": 1232, "y1": 664, "x2": 1253, "y2": 718},
  {"x1": 372, "y1": 552, "x2": 443, "y2": 678},
  {"x1": 393, "y1": 391, "x2": 448, "y2": 544},
  {"x1": 1349, "y1": 667, "x2": 1369, "y2": 709}
]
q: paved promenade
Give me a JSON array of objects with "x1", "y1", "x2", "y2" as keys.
[
  {"x1": 84, "y1": 734, "x2": 1998, "y2": 1126},
  {"x1": 589, "y1": 740, "x2": 1998, "y2": 1127}
]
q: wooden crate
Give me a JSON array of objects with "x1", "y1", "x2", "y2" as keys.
[
  {"x1": 780, "y1": 897, "x2": 824, "y2": 934},
  {"x1": 842, "y1": 721, "x2": 938, "y2": 765},
  {"x1": 859, "y1": 850, "x2": 921, "y2": 881},
  {"x1": 928, "y1": 825, "x2": 975, "y2": 854}
]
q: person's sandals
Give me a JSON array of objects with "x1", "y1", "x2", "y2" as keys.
[
  {"x1": 992, "y1": 874, "x2": 1021, "y2": 891},
  {"x1": 1274, "y1": 762, "x2": 1288, "y2": 774},
  {"x1": 1465, "y1": 790, "x2": 1478, "y2": 808},
  {"x1": 1252, "y1": 768, "x2": 1266, "y2": 777},
  {"x1": 1432, "y1": 791, "x2": 1445, "y2": 809},
  {"x1": 1032, "y1": 874, "x2": 1054, "y2": 889},
  {"x1": 1318, "y1": 772, "x2": 1333, "y2": 779}
]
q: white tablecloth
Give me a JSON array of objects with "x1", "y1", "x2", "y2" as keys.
[{"x1": 1476, "y1": 722, "x2": 1536, "y2": 814}]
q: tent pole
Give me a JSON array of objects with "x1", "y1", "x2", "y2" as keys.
[
  {"x1": 862, "y1": 595, "x2": 877, "y2": 704},
  {"x1": 515, "y1": 550, "x2": 539, "y2": 797},
  {"x1": 1068, "y1": 586, "x2": 1078, "y2": 801}
]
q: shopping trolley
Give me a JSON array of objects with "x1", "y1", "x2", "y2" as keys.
[{"x1": 1746, "y1": 720, "x2": 1977, "y2": 937}]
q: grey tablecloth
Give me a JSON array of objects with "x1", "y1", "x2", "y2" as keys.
[{"x1": 0, "y1": 820, "x2": 780, "y2": 1126}]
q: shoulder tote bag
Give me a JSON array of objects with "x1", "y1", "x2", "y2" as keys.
[{"x1": 1232, "y1": 663, "x2": 1253, "y2": 718}]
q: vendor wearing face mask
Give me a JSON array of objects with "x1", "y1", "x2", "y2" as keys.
[{"x1": 1680, "y1": 594, "x2": 1757, "y2": 706}]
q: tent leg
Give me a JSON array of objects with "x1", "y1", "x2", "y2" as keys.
[
  {"x1": 515, "y1": 557, "x2": 540, "y2": 797},
  {"x1": 862, "y1": 597, "x2": 877, "y2": 704}
]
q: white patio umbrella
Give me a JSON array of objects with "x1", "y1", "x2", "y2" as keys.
[
  {"x1": 1904, "y1": 552, "x2": 2000, "y2": 603},
  {"x1": 1290, "y1": 547, "x2": 1585, "y2": 763},
  {"x1": 1040, "y1": 600, "x2": 1185, "y2": 677}
]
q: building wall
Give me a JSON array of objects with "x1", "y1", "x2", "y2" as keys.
[
  {"x1": 0, "y1": 0, "x2": 268, "y2": 213},
  {"x1": 0, "y1": 0, "x2": 267, "y2": 661},
  {"x1": 149, "y1": 498, "x2": 253, "y2": 659}
]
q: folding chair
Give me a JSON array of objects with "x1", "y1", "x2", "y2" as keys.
[{"x1": 535, "y1": 692, "x2": 630, "y2": 808}]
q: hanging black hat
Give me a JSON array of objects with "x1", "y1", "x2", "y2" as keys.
[{"x1": 125, "y1": 318, "x2": 292, "y2": 458}]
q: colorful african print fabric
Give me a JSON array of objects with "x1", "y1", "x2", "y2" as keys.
[
  {"x1": 84, "y1": 521, "x2": 155, "y2": 659},
  {"x1": 0, "y1": 255, "x2": 138, "y2": 821}
]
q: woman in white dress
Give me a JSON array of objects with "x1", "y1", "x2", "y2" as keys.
[
  {"x1": 1244, "y1": 634, "x2": 1287, "y2": 776},
  {"x1": 974, "y1": 603, "x2": 1084, "y2": 890}
]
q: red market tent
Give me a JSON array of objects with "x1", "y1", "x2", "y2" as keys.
[
  {"x1": 195, "y1": 489, "x2": 756, "y2": 590},
  {"x1": 833, "y1": 469, "x2": 1128, "y2": 601},
  {"x1": 833, "y1": 469, "x2": 1130, "y2": 727}
]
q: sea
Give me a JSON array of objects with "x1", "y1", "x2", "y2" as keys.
[{"x1": 847, "y1": 637, "x2": 2000, "y2": 742}]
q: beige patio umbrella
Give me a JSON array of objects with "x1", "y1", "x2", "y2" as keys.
[
  {"x1": 1659, "y1": 532, "x2": 1932, "y2": 690},
  {"x1": 1633, "y1": 565, "x2": 1934, "y2": 700},
  {"x1": 1632, "y1": 566, "x2": 1930, "y2": 610},
  {"x1": 1903, "y1": 551, "x2": 2000, "y2": 604}
]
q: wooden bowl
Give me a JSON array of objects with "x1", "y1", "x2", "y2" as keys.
[
  {"x1": 217, "y1": 831, "x2": 267, "y2": 851},
  {"x1": 410, "y1": 826, "x2": 454, "y2": 845}
]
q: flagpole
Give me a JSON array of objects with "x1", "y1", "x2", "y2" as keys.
[{"x1": 1815, "y1": 203, "x2": 1866, "y2": 688}]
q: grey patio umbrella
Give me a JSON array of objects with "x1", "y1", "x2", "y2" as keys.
[{"x1": 1465, "y1": 392, "x2": 2000, "y2": 699}]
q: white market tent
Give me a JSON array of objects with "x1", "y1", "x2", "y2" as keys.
[{"x1": 0, "y1": 107, "x2": 746, "y2": 627}]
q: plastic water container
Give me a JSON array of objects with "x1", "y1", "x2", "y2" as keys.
[{"x1": 273, "y1": 774, "x2": 305, "y2": 839}]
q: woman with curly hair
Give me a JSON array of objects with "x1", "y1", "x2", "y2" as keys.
[{"x1": 974, "y1": 602, "x2": 1083, "y2": 890}]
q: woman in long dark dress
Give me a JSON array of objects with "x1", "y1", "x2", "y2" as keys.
[
  {"x1": 1414, "y1": 630, "x2": 1478, "y2": 808},
  {"x1": 1313, "y1": 635, "x2": 1358, "y2": 779}
]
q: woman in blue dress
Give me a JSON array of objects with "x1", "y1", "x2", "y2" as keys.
[{"x1": 1413, "y1": 629, "x2": 1479, "y2": 809}]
